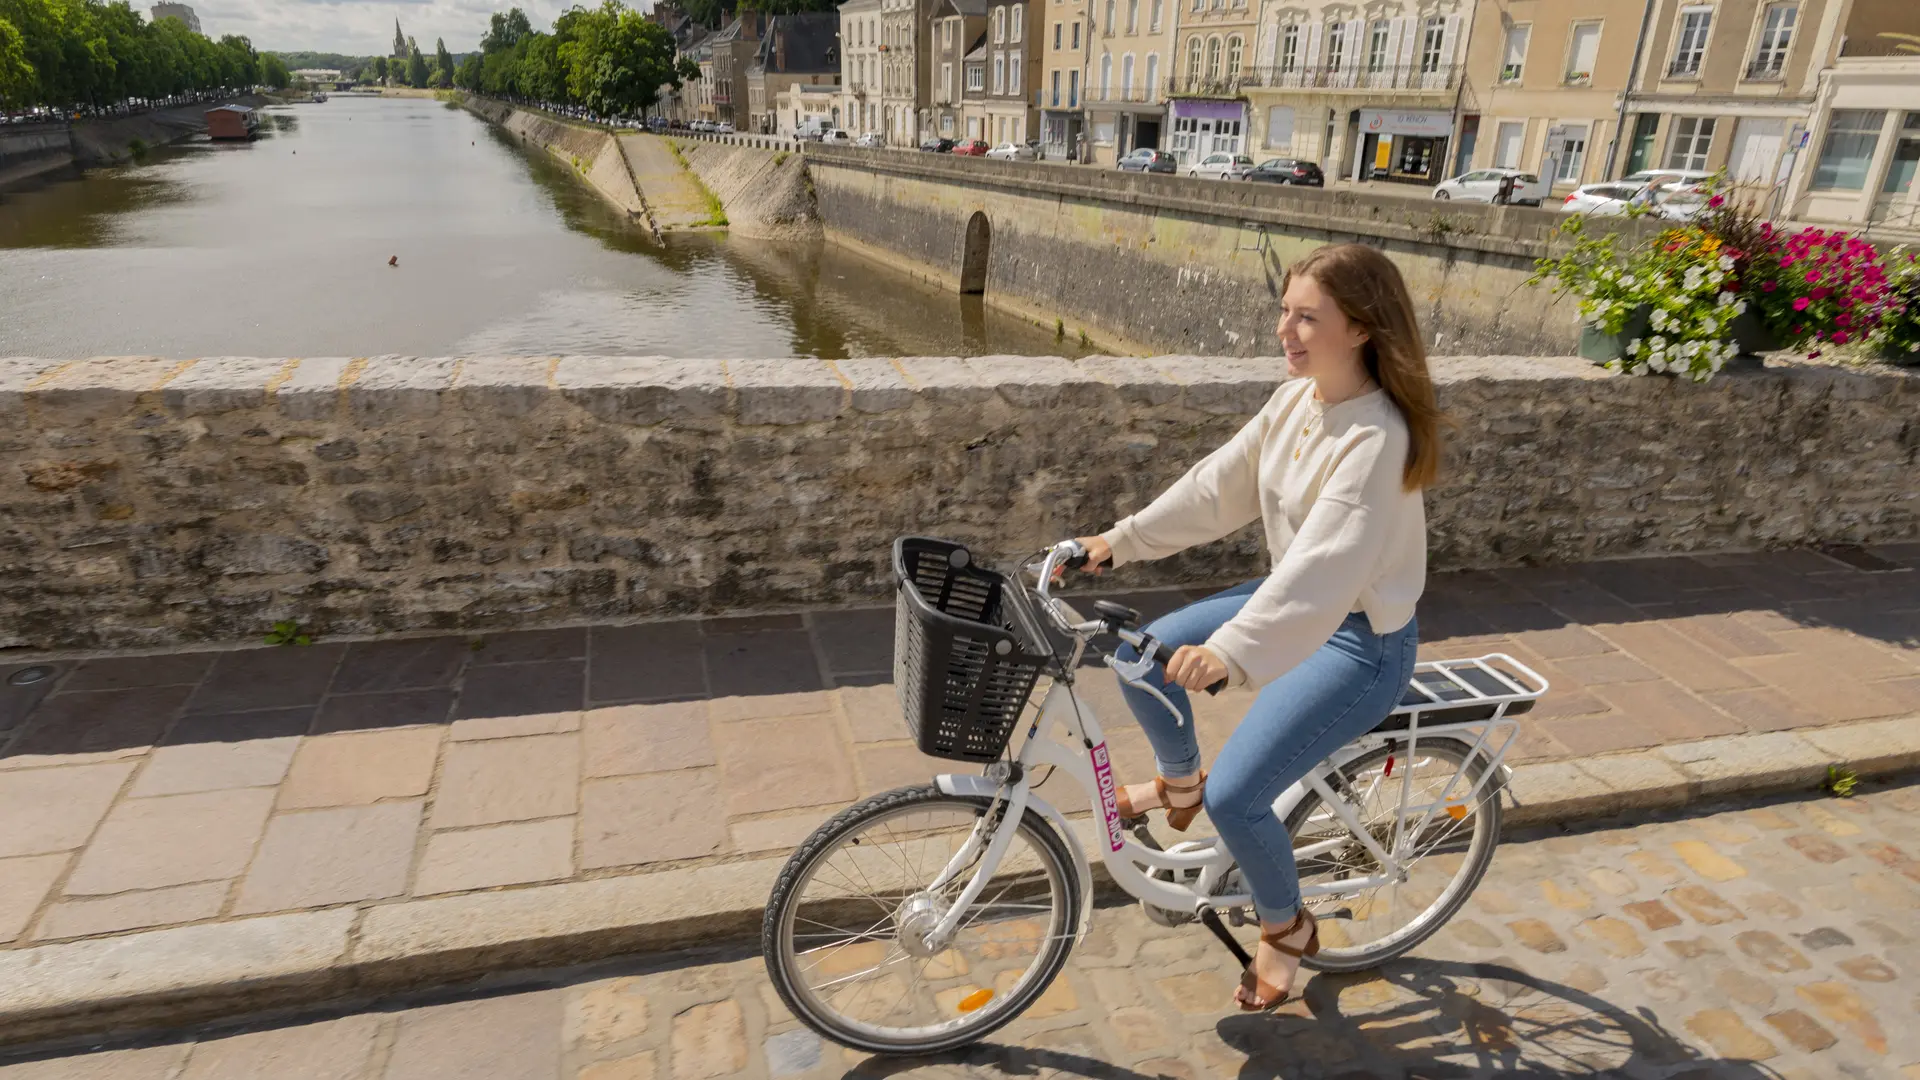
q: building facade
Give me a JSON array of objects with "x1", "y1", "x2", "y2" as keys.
[
  {"x1": 1040, "y1": 0, "x2": 1090, "y2": 159},
  {"x1": 1165, "y1": 0, "x2": 1260, "y2": 161},
  {"x1": 840, "y1": 0, "x2": 885, "y2": 136},
  {"x1": 979, "y1": 0, "x2": 1047, "y2": 144},
  {"x1": 710, "y1": 14, "x2": 766, "y2": 126},
  {"x1": 1246, "y1": 1, "x2": 1470, "y2": 182},
  {"x1": 1081, "y1": 0, "x2": 1177, "y2": 162},
  {"x1": 931, "y1": 0, "x2": 992, "y2": 139},
  {"x1": 750, "y1": 13, "x2": 841, "y2": 134},
  {"x1": 881, "y1": 0, "x2": 946, "y2": 145},
  {"x1": 1785, "y1": 54, "x2": 1920, "y2": 227},
  {"x1": 151, "y1": 3, "x2": 201, "y2": 34}
]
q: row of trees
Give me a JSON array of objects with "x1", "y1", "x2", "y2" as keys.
[
  {"x1": 454, "y1": 3, "x2": 697, "y2": 119},
  {"x1": 358, "y1": 37, "x2": 459, "y2": 90},
  {"x1": 0, "y1": 0, "x2": 288, "y2": 111}
]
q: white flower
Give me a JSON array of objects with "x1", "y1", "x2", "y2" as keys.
[
  {"x1": 1651, "y1": 335, "x2": 1669, "y2": 350},
  {"x1": 1718, "y1": 254, "x2": 1736, "y2": 272},
  {"x1": 1717, "y1": 291, "x2": 1736, "y2": 308},
  {"x1": 1707, "y1": 270, "x2": 1725, "y2": 288},
  {"x1": 1627, "y1": 338, "x2": 1642, "y2": 355},
  {"x1": 1651, "y1": 309, "x2": 1670, "y2": 332},
  {"x1": 1734, "y1": 299, "x2": 1748, "y2": 315}
]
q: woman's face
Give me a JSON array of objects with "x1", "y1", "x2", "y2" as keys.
[{"x1": 1277, "y1": 273, "x2": 1370, "y2": 382}]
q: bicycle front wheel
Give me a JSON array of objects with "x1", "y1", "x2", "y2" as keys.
[
  {"x1": 1287, "y1": 739, "x2": 1502, "y2": 972},
  {"x1": 762, "y1": 784, "x2": 1082, "y2": 1056}
]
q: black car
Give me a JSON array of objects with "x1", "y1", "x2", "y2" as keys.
[
  {"x1": 919, "y1": 137, "x2": 956, "y2": 153},
  {"x1": 1116, "y1": 147, "x2": 1178, "y2": 174},
  {"x1": 1247, "y1": 158, "x2": 1325, "y2": 186}
]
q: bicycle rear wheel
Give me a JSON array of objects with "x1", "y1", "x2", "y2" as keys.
[
  {"x1": 1286, "y1": 739, "x2": 1501, "y2": 972},
  {"x1": 762, "y1": 784, "x2": 1082, "y2": 1055}
]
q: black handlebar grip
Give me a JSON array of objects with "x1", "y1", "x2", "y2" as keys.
[
  {"x1": 1150, "y1": 641, "x2": 1226, "y2": 696},
  {"x1": 1062, "y1": 550, "x2": 1090, "y2": 570}
]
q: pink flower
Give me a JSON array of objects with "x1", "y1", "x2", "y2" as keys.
[
  {"x1": 1763, "y1": 281, "x2": 1778, "y2": 292},
  {"x1": 1812, "y1": 286, "x2": 1831, "y2": 300},
  {"x1": 1709, "y1": 194, "x2": 1726, "y2": 208},
  {"x1": 1793, "y1": 297, "x2": 1812, "y2": 311},
  {"x1": 1806, "y1": 270, "x2": 1820, "y2": 283},
  {"x1": 1833, "y1": 331, "x2": 1850, "y2": 344},
  {"x1": 1780, "y1": 255, "x2": 1796, "y2": 267},
  {"x1": 1837, "y1": 312, "x2": 1852, "y2": 327}
]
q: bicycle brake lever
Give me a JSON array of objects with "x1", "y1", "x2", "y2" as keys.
[{"x1": 1106, "y1": 653, "x2": 1186, "y2": 727}]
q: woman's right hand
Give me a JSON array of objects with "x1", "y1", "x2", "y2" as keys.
[{"x1": 1071, "y1": 535, "x2": 1112, "y2": 576}]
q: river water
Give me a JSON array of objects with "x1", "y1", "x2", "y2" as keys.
[{"x1": 0, "y1": 96, "x2": 1075, "y2": 359}]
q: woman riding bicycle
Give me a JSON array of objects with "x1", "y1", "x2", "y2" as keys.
[{"x1": 1069, "y1": 242, "x2": 1442, "y2": 1011}]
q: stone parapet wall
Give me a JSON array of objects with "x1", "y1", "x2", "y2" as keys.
[{"x1": 1, "y1": 355, "x2": 1914, "y2": 652}]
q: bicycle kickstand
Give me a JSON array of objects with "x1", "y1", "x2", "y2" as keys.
[{"x1": 1196, "y1": 906, "x2": 1253, "y2": 967}]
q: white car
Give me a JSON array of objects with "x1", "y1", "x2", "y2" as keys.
[
  {"x1": 855, "y1": 132, "x2": 886, "y2": 148},
  {"x1": 1558, "y1": 181, "x2": 1645, "y2": 215},
  {"x1": 984, "y1": 141, "x2": 1039, "y2": 161},
  {"x1": 822, "y1": 129, "x2": 853, "y2": 144},
  {"x1": 714, "y1": 122, "x2": 736, "y2": 134},
  {"x1": 1622, "y1": 168, "x2": 1712, "y2": 187},
  {"x1": 1431, "y1": 167, "x2": 1545, "y2": 206},
  {"x1": 1190, "y1": 152, "x2": 1254, "y2": 179}
]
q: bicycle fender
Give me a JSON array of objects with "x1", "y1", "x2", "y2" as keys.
[
  {"x1": 936, "y1": 773, "x2": 1095, "y2": 946},
  {"x1": 1267, "y1": 741, "x2": 1391, "y2": 825}
]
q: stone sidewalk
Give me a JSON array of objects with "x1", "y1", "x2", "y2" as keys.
[
  {"x1": 4, "y1": 779, "x2": 1917, "y2": 1080},
  {"x1": 0, "y1": 546, "x2": 1916, "y2": 962}
]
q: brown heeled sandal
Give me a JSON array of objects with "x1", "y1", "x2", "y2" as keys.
[
  {"x1": 1114, "y1": 772, "x2": 1207, "y2": 832},
  {"x1": 1236, "y1": 909, "x2": 1320, "y2": 1012}
]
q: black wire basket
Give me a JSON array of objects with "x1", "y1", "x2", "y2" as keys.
[{"x1": 892, "y1": 537, "x2": 1054, "y2": 763}]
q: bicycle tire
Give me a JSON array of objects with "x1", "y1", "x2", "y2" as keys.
[
  {"x1": 762, "y1": 784, "x2": 1082, "y2": 1056},
  {"x1": 1287, "y1": 739, "x2": 1501, "y2": 973}
]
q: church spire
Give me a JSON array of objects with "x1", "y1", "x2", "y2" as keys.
[{"x1": 393, "y1": 19, "x2": 407, "y2": 58}]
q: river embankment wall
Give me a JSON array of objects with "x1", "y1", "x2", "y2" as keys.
[
  {"x1": 0, "y1": 95, "x2": 285, "y2": 194},
  {"x1": 462, "y1": 97, "x2": 646, "y2": 219},
  {"x1": 1, "y1": 354, "x2": 1912, "y2": 651}
]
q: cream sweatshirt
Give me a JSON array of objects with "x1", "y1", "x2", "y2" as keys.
[{"x1": 1098, "y1": 378, "x2": 1426, "y2": 689}]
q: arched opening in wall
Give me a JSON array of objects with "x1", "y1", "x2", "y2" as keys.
[{"x1": 960, "y1": 211, "x2": 991, "y2": 294}]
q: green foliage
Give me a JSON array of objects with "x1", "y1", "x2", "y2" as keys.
[
  {"x1": 406, "y1": 40, "x2": 428, "y2": 88},
  {"x1": 264, "y1": 619, "x2": 313, "y2": 646},
  {"x1": 1868, "y1": 246, "x2": 1920, "y2": 363},
  {"x1": 0, "y1": 0, "x2": 263, "y2": 108},
  {"x1": 465, "y1": 1, "x2": 693, "y2": 118},
  {"x1": 258, "y1": 51, "x2": 289, "y2": 89},
  {"x1": 1826, "y1": 764, "x2": 1858, "y2": 798},
  {"x1": 370, "y1": 55, "x2": 388, "y2": 82}
]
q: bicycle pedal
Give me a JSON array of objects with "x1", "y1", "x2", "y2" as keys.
[
  {"x1": 1121, "y1": 813, "x2": 1150, "y2": 830},
  {"x1": 1319, "y1": 906, "x2": 1356, "y2": 921}
]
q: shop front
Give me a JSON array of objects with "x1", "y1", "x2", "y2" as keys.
[
  {"x1": 1168, "y1": 98, "x2": 1248, "y2": 165},
  {"x1": 1352, "y1": 108, "x2": 1455, "y2": 185}
]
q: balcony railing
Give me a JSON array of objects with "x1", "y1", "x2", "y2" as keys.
[
  {"x1": 1745, "y1": 56, "x2": 1786, "y2": 80},
  {"x1": 1170, "y1": 63, "x2": 1461, "y2": 95},
  {"x1": 1666, "y1": 57, "x2": 1702, "y2": 78},
  {"x1": 1081, "y1": 85, "x2": 1159, "y2": 104}
]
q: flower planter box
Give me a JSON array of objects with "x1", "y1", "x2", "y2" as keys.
[
  {"x1": 1578, "y1": 306, "x2": 1651, "y2": 366},
  {"x1": 1877, "y1": 340, "x2": 1920, "y2": 367}
]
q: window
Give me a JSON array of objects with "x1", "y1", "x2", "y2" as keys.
[
  {"x1": 941, "y1": 62, "x2": 953, "y2": 100},
  {"x1": 1500, "y1": 24, "x2": 1529, "y2": 81},
  {"x1": 968, "y1": 116, "x2": 981, "y2": 137},
  {"x1": 944, "y1": 19, "x2": 954, "y2": 47},
  {"x1": 1054, "y1": 21, "x2": 1062, "y2": 48},
  {"x1": 1366, "y1": 21, "x2": 1389, "y2": 73},
  {"x1": 1100, "y1": 53, "x2": 1112, "y2": 95},
  {"x1": 1191, "y1": 0, "x2": 1200, "y2": 11},
  {"x1": 1206, "y1": 36, "x2": 1223, "y2": 78},
  {"x1": 1104, "y1": 0, "x2": 1114, "y2": 33},
  {"x1": 1749, "y1": 4, "x2": 1795, "y2": 78},
  {"x1": 1227, "y1": 35, "x2": 1243, "y2": 78},
  {"x1": 1325, "y1": 20, "x2": 1347, "y2": 72},
  {"x1": 1665, "y1": 115, "x2": 1716, "y2": 170},
  {"x1": 967, "y1": 63, "x2": 984, "y2": 91},
  {"x1": 1150, "y1": 0, "x2": 1162, "y2": 32},
  {"x1": 1051, "y1": 69, "x2": 1061, "y2": 105},
  {"x1": 1071, "y1": 21, "x2": 1080, "y2": 47},
  {"x1": 1122, "y1": 53, "x2": 1134, "y2": 93},
  {"x1": 1281, "y1": 23, "x2": 1300, "y2": 72},
  {"x1": 1145, "y1": 52, "x2": 1158, "y2": 93},
  {"x1": 1493, "y1": 120, "x2": 1525, "y2": 167},
  {"x1": 1565, "y1": 22, "x2": 1600, "y2": 83},
  {"x1": 1187, "y1": 37, "x2": 1203, "y2": 79},
  {"x1": 1670, "y1": 7, "x2": 1711, "y2": 76},
  {"x1": 1266, "y1": 104, "x2": 1294, "y2": 146},
  {"x1": 1127, "y1": 0, "x2": 1138, "y2": 32},
  {"x1": 1420, "y1": 17, "x2": 1445, "y2": 73},
  {"x1": 1068, "y1": 68, "x2": 1078, "y2": 105},
  {"x1": 993, "y1": 54, "x2": 1005, "y2": 93},
  {"x1": 1010, "y1": 49, "x2": 1021, "y2": 92},
  {"x1": 994, "y1": 7, "x2": 1005, "y2": 42},
  {"x1": 1012, "y1": 4, "x2": 1023, "y2": 41},
  {"x1": 1810, "y1": 109, "x2": 1885, "y2": 190},
  {"x1": 1553, "y1": 124, "x2": 1588, "y2": 181}
]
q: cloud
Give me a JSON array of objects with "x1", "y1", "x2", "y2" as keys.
[{"x1": 194, "y1": 0, "x2": 618, "y2": 54}]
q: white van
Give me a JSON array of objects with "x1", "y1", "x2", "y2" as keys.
[{"x1": 794, "y1": 118, "x2": 831, "y2": 141}]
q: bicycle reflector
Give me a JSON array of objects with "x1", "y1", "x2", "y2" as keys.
[
  {"x1": 957, "y1": 989, "x2": 994, "y2": 1012},
  {"x1": 1446, "y1": 801, "x2": 1470, "y2": 821}
]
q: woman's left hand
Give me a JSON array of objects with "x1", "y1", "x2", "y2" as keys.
[{"x1": 1165, "y1": 645, "x2": 1229, "y2": 692}]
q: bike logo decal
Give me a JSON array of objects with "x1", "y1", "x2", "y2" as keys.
[{"x1": 1091, "y1": 742, "x2": 1125, "y2": 852}]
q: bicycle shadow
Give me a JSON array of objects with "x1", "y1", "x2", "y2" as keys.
[
  {"x1": 839, "y1": 1043, "x2": 1192, "y2": 1079},
  {"x1": 1213, "y1": 957, "x2": 1788, "y2": 1079}
]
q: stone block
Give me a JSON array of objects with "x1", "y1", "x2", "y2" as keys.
[
  {"x1": 893, "y1": 356, "x2": 994, "y2": 405},
  {"x1": 729, "y1": 358, "x2": 845, "y2": 425},
  {"x1": 1502, "y1": 759, "x2": 1615, "y2": 827},
  {"x1": 274, "y1": 357, "x2": 358, "y2": 421},
  {"x1": 452, "y1": 357, "x2": 553, "y2": 417},
  {"x1": 161, "y1": 357, "x2": 285, "y2": 415},
  {"x1": 1797, "y1": 714, "x2": 1920, "y2": 777},
  {"x1": 555, "y1": 357, "x2": 725, "y2": 425},
  {"x1": 34, "y1": 881, "x2": 229, "y2": 941},
  {"x1": 965, "y1": 355, "x2": 1109, "y2": 409},
  {"x1": 1151, "y1": 356, "x2": 1286, "y2": 414},
  {"x1": 233, "y1": 801, "x2": 423, "y2": 914},
  {"x1": 829, "y1": 358, "x2": 913, "y2": 413},
  {"x1": 1572, "y1": 752, "x2": 1690, "y2": 811},
  {"x1": 1076, "y1": 355, "x2": 1181, "y2": 407},
  {"x1": 1657, "y1": 731, "x2": 1828, "y2": 797},
  {"x1": 64, "y1": 788, "x2": 276, "y2": 895},
  {"x1": 347, "y1": 356, "x2": 457, "y2": 425}
]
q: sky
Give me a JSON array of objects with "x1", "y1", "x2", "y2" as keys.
[{"x1": 190, "y1": 0, "x2": 644, "y2": 55}]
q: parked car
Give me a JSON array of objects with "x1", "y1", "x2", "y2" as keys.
[
  {"x1": 1190, "y1": 152, "x2": 1255, "y2": 180},
  {"x1": 951, "y1": 138, "x2": 990, "y2": 156},
  {"x1": 1636, "y1": 182, "x2": 1713, "y2": 221},
  {"x1": 919, "y1": 136, "x2": 956, "y2": 153},
  {"x1": 1246, "y1": 157, "x2": 1324, "y2": 186},
  {"x1": 714, "y1": 122, "x2": 736, "y2": 134},
  {"x1": 1431, "y1": 168, "x2": 1545, "y2": 206},
  {"x1": 1622, "y1": 168, "x2": 1713, "y2": 187},
  {"x1": 647, "y1": 117, "x2": 670, "y2": 133},
  {"x1": 855, "y1": 132, "x2": 886, "y2": 148},
  {"x1": 1558, "y1": 181, "x2": 1644, "y2": 215},
  {"x1": 985, "y1": 141, "x2": 1039, "y2": 161},
  {"x1": 1116, "y1": 147, "x2": 1178, "y2": 174},
  {"x1": 822, "y1": 129, "x2": 853, "y2": 144}
]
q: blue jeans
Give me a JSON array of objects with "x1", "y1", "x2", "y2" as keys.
[{"x1": 1115, "y1": 580, "x2": 1420, "y2": 923}]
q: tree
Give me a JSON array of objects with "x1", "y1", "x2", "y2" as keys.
[
  {"x1": 257, "y1": 51, "x2": 289, "y2": 89},
  {"x1": 406, "y1": 41, "x2": 428, "y2": 88},
  {"x1": 0, "y1": 14, "x2": 34, "y2": 106},
  {"x1": 480, "y1": 8, "x2": 531, "y2": 54},
  {"x1": 434, "y1": 37, "x2": 452, "y2": 79},
  {"x1": 455, "y1": 52, "x2": 482, "y2": 91},
  {"x1": 370, "y1": 55, "x2": 388, "y2": 83},
  {"x1": 558, "y1": 1, "x2": 687, "y2": 117}
]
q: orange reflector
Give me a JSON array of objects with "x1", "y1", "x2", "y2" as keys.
[
  {"x1": 1446, "y1": 803, "x2": 1470, "y2": 821},
  {"x1": 957, "y1": 989, "x2": 994, "y2": 1013}
]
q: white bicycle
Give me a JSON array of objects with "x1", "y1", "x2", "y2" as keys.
[{"x1": 763, "y1": 537, "x2": 1548, "y2": 1055}]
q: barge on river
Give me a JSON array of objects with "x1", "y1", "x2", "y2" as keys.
[{"x1": 205, "y1": 104, "x2": 260, "y2": 141}]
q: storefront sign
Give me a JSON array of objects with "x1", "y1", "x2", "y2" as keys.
[
  {"x1": 1359, "y1": 109, "x2": 1453, "y2": 138},
  {"x1": 1172, "y1": 99, "x2": 1246, "y2": 122}
]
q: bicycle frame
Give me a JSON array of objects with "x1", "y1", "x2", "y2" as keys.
[{"x1": 917, "y1": 542, "x2": 1544, "y2": 952}]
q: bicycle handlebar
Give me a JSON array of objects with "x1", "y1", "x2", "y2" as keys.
[{"x1": 1030, "y1": 540, "x2": 1226, "y2": 696}]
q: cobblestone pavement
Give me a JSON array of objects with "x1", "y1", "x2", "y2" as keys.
[
  {"x1": 5, "y1": 778, "x2": 1917, "y2": 1080},
  {"x1": 0, "y1": 547, "x2": 1916, "y2": 955}
]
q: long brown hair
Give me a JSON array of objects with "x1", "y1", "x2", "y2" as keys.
[{"x1": 1284, "y1": 244, "x2": 1443, "y2": 491}]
